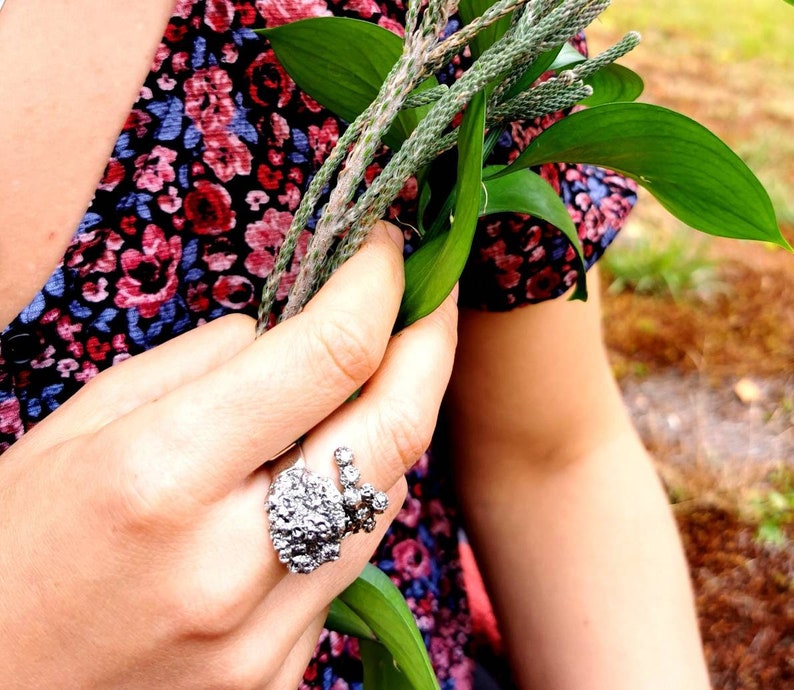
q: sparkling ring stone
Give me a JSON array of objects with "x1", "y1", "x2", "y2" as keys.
[{"x1": 267, "y1": 446, "x2": 389, "y2": 574}]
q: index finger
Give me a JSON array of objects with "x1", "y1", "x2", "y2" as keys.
[{"x1": 99, "y1": 222, "x2": 406, "y2": 502}]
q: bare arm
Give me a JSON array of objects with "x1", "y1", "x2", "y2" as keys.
[{"x1": 444, "y1": 268, "x2": 711, "y2": 689}]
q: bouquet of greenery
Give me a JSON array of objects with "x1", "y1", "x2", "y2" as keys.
[{"x1": 254, "y1": 0, "x2": 790, "y2": 686}]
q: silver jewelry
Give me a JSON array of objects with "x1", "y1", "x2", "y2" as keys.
[
  {"x1": 0, "y1": 1, "x2": 7, "y2": 14},
  {"x1": 267, "y1": 446, "x2": 389, "y2": 574}
]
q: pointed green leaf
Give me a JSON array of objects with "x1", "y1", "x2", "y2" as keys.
[
  {"x1": 482, "y1": 166, "x2": 587, "y2": 299},
  {"x1": 580, "y1": 64, "x2": 644, "y2": 106},
  {"x1": 490, "y1": 103, "x2": 789, "y2": 249},
  {"x1": 326, "y1": 598, "x2": 377, "y2": 641},
  {"x1": 338, "y1": 564, "x2": 440, "y2": 690},
  {"x1": 549, "y1": 42, "x2": 587, "y2": 70},
  {"x1": 400, "y1": 91, "x2": 487, "y2": 325},
  {"x1": 360, "y1": 639, "x2": 414, "y2": 689},
  {"x1": 258, "y1": 18, "x2": 437, "y2": 149}
]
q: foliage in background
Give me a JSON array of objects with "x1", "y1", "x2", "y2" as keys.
[
  {"x1": 747, "y1": 466, "x2": 794, "y2": 546},
  {"x1": 603, "y1": 226, "x2": 720, "y2": 300}
]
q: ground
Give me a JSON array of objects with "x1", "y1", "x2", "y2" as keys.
[{"x1": 588, "y1": 3, "x2": 794, "y2": 686}]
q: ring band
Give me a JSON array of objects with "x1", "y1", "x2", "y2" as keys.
[{"x1": 267, "y1": 446, "x2": 389, "y2": 574}]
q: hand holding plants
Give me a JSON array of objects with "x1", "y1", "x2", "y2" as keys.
[{"x1": 0, "y1": 224, "x2": 457, "y2": 688}]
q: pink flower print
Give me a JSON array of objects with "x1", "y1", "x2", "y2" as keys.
[
  {"x1": 157, "y1": 73, "x2": 177, "y2": 92},
  {"x1": 392, "y1": 539, "x2": 431, "y2": 581},
  {"x1": 115, "y1": 225, "x2": 182, "y2": 319},
  {"x1": 184, "y1": 180, "x2": 236, "y2": 235},
  {"x1": 277, "y1": 183, "x2": 301, "y2": 211},
  {"x1": 269, "y1": 112, "x2": 290, "y2": 147},
  {"x1": 30, "y1": 345, "x2": 56, "y2": 369},
  {"x1": 174, "y1": 0, "x2": 199, "y2": 19},
  {"x1": 307, "y1": 117, "x2": 339, "y2": 166},
  {"x1": 212, "y1": 275, "x2": 254, "y2": 310},
  {"x1": 152, "y1": 42, "x2": 170, "y2": 72},
  {"x1": 342, "y1": 0, "x2": 379, "y2": 18},
  {"x1": 124, "y1": 109, "x2": 153, "y2": 139},
  {"x1": 0, "y1": 398, "x2": 22, "y2": 438},
  {"x1": 172, "y1": 51, "x2": 189, "y2": 73},
  {"x1": 202, "y1": 236, "x2": 238, "y2": 271},
  {"x1": 221, "y1": 42, "x2": 239, "y2": 64},
  {"x1": 75, "y1": 361, "x2": 100, "y2": 384},
  {"x1": 205, "y1": 0, "x2": 235, "y2": 32},
  {"x1": 243, "y1": 208, "x2": 292, "y2": 278},
  {"x1": 245, "y1": 190, "x2": 269, "y2": 212},
  {"x1": 184, "y1": 66, "x2": 235, "y2": 134},
  {"x1": 377, "y1": 14, "x2": 405, "y2": 36},
  {"x1": 66, "y1": 230, "x2": 123, "y2": 277},
  {"x1": 396, "y1": 494, "x2": 421, "y2": 529},
  {"x1": 56, "y1": 314, "x2": 82, "y2": 343},
  {"x1": 256, "y1": 0, "x2": 331, "y2": 27},
  {"x1": 83, "y1": 277, "x2": 109, "y2": 303},
  {"x1": 57, "y1": 359, "x2": 79, "y2": 378},
  {"x1": 134, "y1": 145, "x2": 178, "y2": 193},
  {"x1": 203, "y1": 131, "x2": 253, "y2": 183},
  {"x1": 157, "y1": 186, "x2": 183, "y2": 214}
]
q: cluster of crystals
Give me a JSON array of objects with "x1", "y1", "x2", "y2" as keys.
[
  {"x1": 334, "y1": 446, "x2": 389, "y2": 535},
  {"x1": 267, "y1": 467, "x2": 348, "y2": 574}
]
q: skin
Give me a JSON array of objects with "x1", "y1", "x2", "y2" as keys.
[{"x1": 0, "y1": 1, "x2": 711, "y2": 687}]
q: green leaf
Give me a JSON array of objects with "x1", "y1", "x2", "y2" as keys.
[
  {"x1": 400, "y1": 91, "x2": 487, "y2": 325},
  {"x1": 502, "y1": 45, "x2": 564, "y2": 101},
  {"x1": 549, "y1": 42, "x2": 587, "y2": 70},
  {"x1": 360, "y1": 639, "x2": 414, "y2": 689},
  {"x1": 490, "y1": 103, "x2": 790, "y2": 249},
  {"x1": 258, "y1": 18, "x2": 437, "y2": 149},
  {"x1": 337, "y1": 564, "x2": 440, "y2": 690},
  {"x1": 580, "y1": 64, "x2": 644, "y2": 106},
  {"x1": 482, "y1": 167, "x2": 587, "y2": 299},
  {"x1": 326, "y1": 598, "x2": 377, "y2": 641},
  {"x1": 458, "y1": 0, "x2": 513, "y2": 59}
]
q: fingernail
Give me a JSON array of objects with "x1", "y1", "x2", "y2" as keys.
[
  {"x1": 382, "y1": 222, "x2": 404, "y2": 250},
  {"x1": 451, "y1": 283, "x2": 460, "y2": 304}
]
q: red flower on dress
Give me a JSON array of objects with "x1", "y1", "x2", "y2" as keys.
[
  {"x1": 212, "y1": 275, "x2": 254, "y2": 309},
  {"x1": 184, "y1": 180, "x2": 237, "y2": 235},
  {"x1": 115, "y1": 225, "x2": 182, "y2": 319},
  {"x1": 526, "y1": 265, "x2": 562, "y2": 301},
  {"x1": 205, "y1": 0, "x2": 235, "y2": 33},
  {"x1": 99, "y1": 159, "x2": 125, "y2": 192}
]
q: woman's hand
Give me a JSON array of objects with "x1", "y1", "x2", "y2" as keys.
[{"x1": 0, "y1": 222, "x2": 458, "y2": 689}]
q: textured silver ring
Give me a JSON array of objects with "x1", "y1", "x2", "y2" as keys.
[{"x1": 266, "y1": 445, "x2": 389, "y2": 574}]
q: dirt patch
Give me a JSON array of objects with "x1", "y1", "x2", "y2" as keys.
[{"x1": 677, "y1": 506, "x2": 794, "y2": 690}]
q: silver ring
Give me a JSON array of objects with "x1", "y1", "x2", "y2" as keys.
[{"x1": 266, "y1": 445, "x2": 389, "y2": 574}]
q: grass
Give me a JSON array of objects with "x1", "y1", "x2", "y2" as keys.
[{"x1": 602, "y1": 224, "x2": 720, "y2": 300}]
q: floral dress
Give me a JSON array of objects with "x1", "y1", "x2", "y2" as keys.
[{"x1": 0, "y1": 1, "x2": 637, "y2": 687}]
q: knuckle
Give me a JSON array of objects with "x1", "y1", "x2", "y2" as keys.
[
  {"x1": 309, "y1": 313, "x2": 384, "y2": 390},
  {"x1": 106, "y1": 455, "x2": 179, "y2": 533},
  {"x1": 170, "y1": 570, "x2": 252, "y2": 640},
  {"x1": 213, "y1": 649, "x2": 268, "y2": 690},
  {"x1": 372, "y1": 401, "x2": 434, "y2": 481}
]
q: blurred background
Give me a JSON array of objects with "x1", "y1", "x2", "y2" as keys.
[{"x1": 588, "y1": 1, "x2": 793, "y2": 685}]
